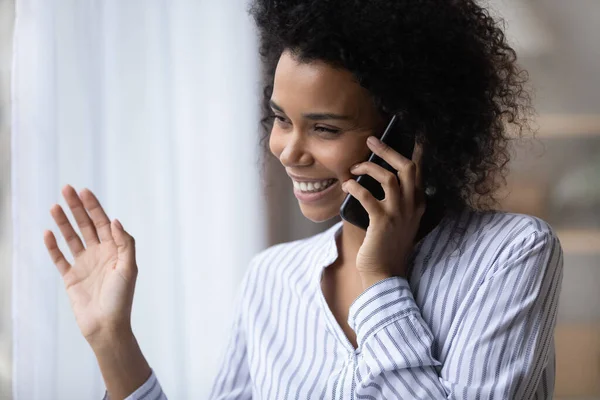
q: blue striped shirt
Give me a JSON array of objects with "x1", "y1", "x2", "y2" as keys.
[{"x1": 105, "y1": 207, "x2": 564, "y2": 399}]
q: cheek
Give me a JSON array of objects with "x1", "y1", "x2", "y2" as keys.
[
  {"x1": 323, "y1": 143, "x2": 367, "y2": 175},
  {"x1": 268, "y1": 129, "x2": 282, "y2": 158},
  {"x1": 337, "y1": 139, "x2": 370, "y2": 166}
]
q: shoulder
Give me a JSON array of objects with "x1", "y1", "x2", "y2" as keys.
[
  {"x1": 472, "y1": 210, "x2": 560, "y2": 252},
  {"x1": 468, "y1": 210, "x2": 563, "y2": 276},
  {"x1": 441, "y1": 209, "x2": 559, "y2": 259}
]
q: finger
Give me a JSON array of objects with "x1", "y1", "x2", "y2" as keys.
[
  {"x1": 366, "y1": 135, "x2": 419, "y2": 206},
  {"x1": 43, "y1": 229, "x2": 72, "y2": 276},
  {"x1": 62, "y1": 185, "x2": 100, "y2": 246},
  {"x1": 342, "y1": 179, "x2": 382, "y2": 218},
  {"x1": 79, "y1": 188, "x2": 114, "y2": 243},
  {"x1": 396, "y1": 160, "x2": 417, "y2": 207},
  {"x1": 411, "y1": 142, "x2": 425, "y2": 193},
  {"x1": 50, "y1": 204, "x2": 85, "y2": 257},
  {"x1": 110, "y1": 219, "x2": 137, "y2": 279},
  {"x1": 349, "y1": 161, "x2": 400, "y2": 204},
  {"x1": 366, "y1": 136, "x2": 413, "y2": 173}
]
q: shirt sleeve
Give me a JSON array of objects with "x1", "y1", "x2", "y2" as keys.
[
  {"x1": 101, "y1": 369, "x2": 166, "y2": 400},
  {"x1": 347, "y1": 229, "x2": 564, "y2": 400}
]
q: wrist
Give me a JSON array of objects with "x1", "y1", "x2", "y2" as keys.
[
  {"x1": 358, "y1": 272, "x2": 395, "y2": 290},
  {"x1": 92, "y1": 329, "x2": 152, "y2": 400},
  {"x1": 88, "y1": 325, "x2": 135, "y2": 353}
]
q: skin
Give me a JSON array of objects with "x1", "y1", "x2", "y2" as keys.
[
  {"x1": 270, "y1": 50, "x2": 431, "y2": 348},
  {"x1": 270, "y1": 49, "x2": 428, "y2": 281},
  {"x1": 269, "y1": 50, "x2": 384, "y2": 267}
]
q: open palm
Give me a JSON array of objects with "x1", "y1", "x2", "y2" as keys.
[{"x1": 44, "y1": 185, "x2": 138, "y2": 344}]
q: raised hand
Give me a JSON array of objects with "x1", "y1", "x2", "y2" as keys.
[{"x1": 44, "y1": 185, "x2": 138, "y2": 346}]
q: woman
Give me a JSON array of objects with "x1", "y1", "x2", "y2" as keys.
[{"x1": 44, "y1": 0, "x2": 564, "y2": 399}]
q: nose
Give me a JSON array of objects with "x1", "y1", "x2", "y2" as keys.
[{"x1": 278, "y1": 130, "x2": 313, "y2": 168}]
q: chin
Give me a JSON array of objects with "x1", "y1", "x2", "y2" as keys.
[{"x1": 298, "y1": 203, "x2": 341, "y2": 223}]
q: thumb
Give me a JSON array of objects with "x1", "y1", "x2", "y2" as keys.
[{"x1": 111, "y1": 219, "x2": 137, "y2": 268}]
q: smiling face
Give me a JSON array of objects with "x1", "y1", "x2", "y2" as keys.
[{"x1": 269, "y1": 50, "x2": 385, "y2": 222}]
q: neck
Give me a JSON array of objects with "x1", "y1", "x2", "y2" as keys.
[{"x1": 415, "y1": 197, "x2": 447, "y2": 244}]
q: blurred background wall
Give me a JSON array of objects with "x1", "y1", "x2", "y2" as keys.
[
  {"x1": 1, "y1": 0, "x2": 14, "y2": 399},
  {"x1": 1, "y1": 0, "x2": 599, "y2": 399}
]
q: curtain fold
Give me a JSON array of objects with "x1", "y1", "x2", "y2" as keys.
[{"x1": 11, "y1": 1, "x2": 265, "y2": 398}]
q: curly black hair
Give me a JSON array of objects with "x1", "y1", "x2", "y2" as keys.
[{"x1": 250, "y1": 0, "x2": 534, "y2": 216}]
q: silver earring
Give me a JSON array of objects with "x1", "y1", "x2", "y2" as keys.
[{"x1": 425, "y1": 185, "x2": 437, "y2": 197}]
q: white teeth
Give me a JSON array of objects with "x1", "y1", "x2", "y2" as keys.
[{"x1": 293, "y1": 179, "x2": 336, "y2": 193}]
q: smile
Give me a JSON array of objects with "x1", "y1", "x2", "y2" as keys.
[
  {"x1": 292, "y1": 179, "x2": 339, "y2": 203},
  {"x1": 293, "y1": 178, "x2": 337, "y2": 193}
]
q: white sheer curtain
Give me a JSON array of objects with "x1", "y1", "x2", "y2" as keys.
[{"x1": 11, "y1": 0, "x2": 265, "y2": 398}]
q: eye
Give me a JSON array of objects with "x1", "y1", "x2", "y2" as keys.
[
  {"x1": 315, "y1": 126, "x2": 341, "y2": 135},
  {"x1": 269, "y1": 114, "x2": 289, "y2": 124}
]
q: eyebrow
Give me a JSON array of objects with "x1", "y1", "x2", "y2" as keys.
[{"x1": 269, "y1": 100, "x2": 351, "y2": 121}]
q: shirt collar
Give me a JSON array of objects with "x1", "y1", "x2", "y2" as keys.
[{"x1": 312, "y1": 220, "x2": 344, "y2": 280}]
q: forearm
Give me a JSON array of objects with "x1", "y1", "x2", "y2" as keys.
[
  {"x1": 92, "y1": 330, "x2": 152, "y2": 400},
  {"x1": 350, "y1": 277, "x2": 447, "y2": 398}
]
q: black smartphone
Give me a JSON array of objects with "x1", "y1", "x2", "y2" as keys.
[{"x1": 339, "y1": 114, "x2": 415, "y2": 230}]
